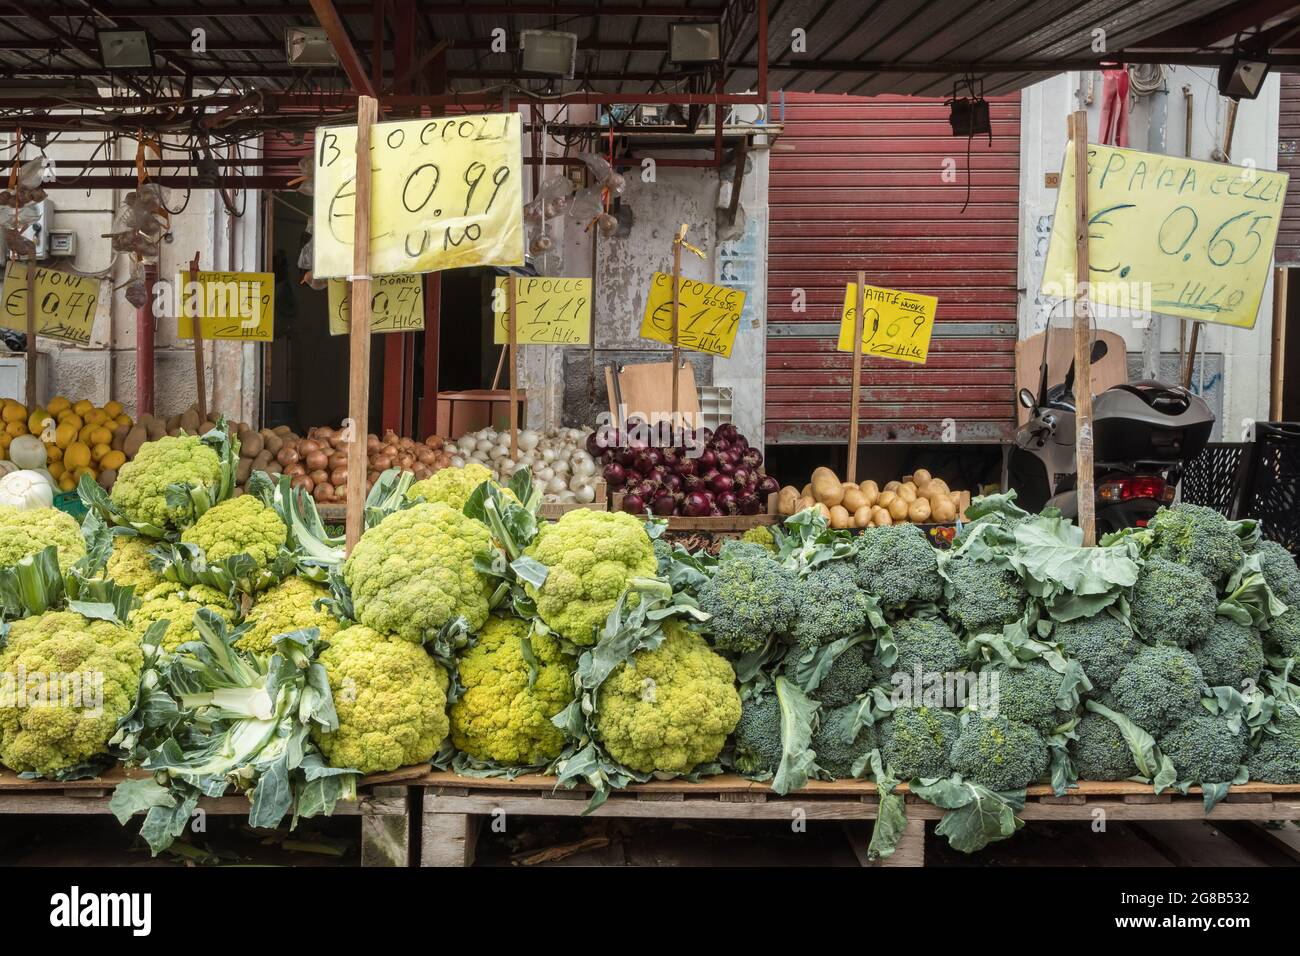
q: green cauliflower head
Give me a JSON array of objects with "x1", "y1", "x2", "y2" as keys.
[
  {"x1": 238, "y1": 575, "x2": 340, "y2": 656},
  {"x1": 594, "y1": 620, "x2": 742, "y2": 774},
  {"x1": 406, "y1": 462, "x2": 507, "y2": 512},
  {"x1": 524, "y1": 510, "x2": 658, "y2": 646},
  {"x1": 179, "y1": 494, "x2": 287, "y2": 569},
  {"x1": 343, "y1": 502, "x2": 494, "y2": 642},
  {"x1": 0, "y1": 611, "x2": 142, "y2": 775},
  {"x1": 311, "y1": 624, "x2": 450, "y2": 774},
  {"x1": 133, "y1": 581, "x2": 235, "y2": 652},
  {"x1": 0, "y1": 505, "x2": 86, "y2": 572},
  {"x1": 449, "y1": 615, "x2": 574, "y2": 765},
  {"x1": 109, "y1": 435, "x2": 222, "y2": 533},
  {"x1": 103, "y1": 535, "x2": 162, "y2": 593}
]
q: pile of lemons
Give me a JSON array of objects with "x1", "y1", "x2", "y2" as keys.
[{"x1": 0, "y1": 397, "x2": 133, "y2": 492}]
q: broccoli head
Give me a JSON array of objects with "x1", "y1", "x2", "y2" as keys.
[
  {"x1": 1130, "y1": 556, "x2": 1217, "y2": 647},
  {"x1": 881, "y1": 614, "x2": 967, "y2": 682},
  {"x1": 1146, "y1": 503, "x2": 1244, "y2": 589},
  {"x1": 699, "y1": 551, "x2": 798, "y2": 654},
  {"x1": 989, "y1": 660, "x2": 1067, "y2": 735},
  {"x1": 812, "y1": 704, "x2": 875, "y2": 780},
  {"x1": 1251, "y1": 539, "x2": 1300, "y2": 606},
  {"x1": 1159, "y1": 712, "x2": 1246, "y2": 784},
  {"x1": 343, "y1": 502, "x2": 494, "y2": 642},
  {"x1": 1247, "y1": 708, "x2": 1300, "y2": 784},
  {"x1": 791, "y1": 560, "x2": 870, "y2": 649},
  {"x1": 1053, "y1": 612, "x2": 1139, "y2": 693},
  {"x1": 717, "y1": 540, "x2": 773, "y2": 563},
  {"x1": 103, "y1": 535, "x2": 162, "y2": 593},
  {"x1": 1110, "y1": 645, "x2": 1206, "y2": 735},
  {"x1": 853, "y1": 524, "x2": 942, "y2": 609},
  {"x1": 311, "y1": 624, "x2": 450, "y2": 774},
  {"x1": 594, "y1": 620, "x2": 742, "y2": 774},
  {"x1": 739, "y1": 525, "x2": 777, "y2": 553},
  {"x1": 237, "y1": 575, "x2": 340, "y2": 656},
  {"x1": 179, "y1": 494, "x2": 287, "y2": 570},
  {"x1": 0, "y1": 505, "x2": 85, "y2": 572},
  {"x1": 784, "y1": 641, "x2": 874, "y2": 707},
  {"x1": 1265, "y1": 607, "x2": 1300, "y2": 660},
  {"x1": 524, "y1": 510, "x2": 659, "y2": 647},
  {"x1": 731, "y1": 692, "x2": 782, "y2": 775},
  {"x1": 1071, "y1": 712, "x2": 1140, "y2": 781},
  {"x1": 132, "y1": 581, "x2": 235, "y2": 652},
  {"x1": 406, "y1": 462, "x2": 508, "y2": 512},
  {"x1": 109, "y1": 434, "x2": 222, "y2": 533},
  {"x1": 950, "y1": 715, "x2": 1049, "y2": 791},
  {"x1": 1192, "y1": 617, "x2": 1265, "y2": 691},
  {"x1": 879, "y1": 705, "x2": 960, "y2": 780},
  {"x1": 942, "y1": 556, "x2": 1028, "y2": 635},
  {"x1": 449, "y1": 615, "x2": 574, "y2": 766}
]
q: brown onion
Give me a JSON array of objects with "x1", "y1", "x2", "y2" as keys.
[
  {"x1": 416, "y1": 448, "x2": 437, "y2": 465},
  {"x1": 382, "y1": 443, "x2": 399, "y2": 457},
  {"x1": 371, "y1": 454, "x2": 393, "y2": 470},
  {"x1": 291, "y1": 474, "x2": 314, "y2": 492},
  {"x1": 413, "y1": 465, "x2": 432, "y2": 480},
  {"x1": 366, "y1": 434, "x2": 381, "y2": 452},
  {"x1": 367, "y1": 470, "x2": 381, "y2": 485},
  {"x1": 298, "y1": 439, "x2": 322, "y2": 456},
  {"x1": 285, "y1": 462, "x2": 306, "y2": 478},
  {"x1": 313, "y1": 483, "x2": 334, "y2": 502},
  {"x1": 308, "y1": 468, "x2": 329, "y2": 485},
  {"x1": 305, "y1": 450, "x2": 329, "y2": 472},
  {"x1": 328, "y1": 451, "x2": 349, "y2": 470},
  {"x1": 330, "y1": 466, "x2": 349, "y2": 486},
  {"x1": 397, "y1": 453, "x2": 415, "y2": 469},
  {"x1": 398, "y1": 436, "x2": 415, "y2": 450},
  {"x1": 424, "y1": 435, "x2": 444, "y2": 450},
  {"x1": 276, "y1": 446, "x2": 300, "y2": 467}
]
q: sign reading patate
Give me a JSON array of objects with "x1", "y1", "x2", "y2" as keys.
[
  {"x1": 492, "y1": 276, "x2": 591, "y2": 344},
  {"x1": 328, "y1": 274, "x2": 424, "y2": 335},
  {"x1": 313, "y1": 112, "x2": 525, "y2": 279},
  {"x1": 639, "y1": 272, "x2": 744, "y2": 358},
  {"x1": 1042, "y1": 140, "x2": 1288, "y2": 329},
  {"x1": 0, "y1": 262, "x2": 100, "y2": 346},
  {"x1": 176, "y1": 271, "x2": 274, "y2": 341},
  {"x1": 836, "y1": 283, "x2": 938, "y2": 364}
]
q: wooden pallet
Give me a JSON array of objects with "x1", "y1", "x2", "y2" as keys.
[
  {"x1": 410, "y1": 771, "x2": 1300, "y2": 868},
  {"x1": 0, "y1": 767, "x2": 415, "y2": 867}
]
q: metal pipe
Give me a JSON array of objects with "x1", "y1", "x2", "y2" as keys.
[{"x1": 136, "y1": 262, "x2": 157, "y2": 417}]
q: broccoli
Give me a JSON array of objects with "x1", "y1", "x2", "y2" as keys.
[
  {"x1": 852, "y1": 524, "x2": 942, "y2": 609},
  {"x1": 1053, "y1": 612, "x2": 1140, "y2": 693},
  {"x1": 1191, "y1": 617, "x2": 1265, "y2": 691},
  {"x1": 1159, "y1": 712, "x2": 1247, "y2": 784},
  {"x1": 1251, "y1": 539, "x2": 1300, "y2": 606},
  {"x1": 879, "y1": 705, "x2": 960, "y2": 780},
  {"x1": 1247, "y1": 708, "x2": 1300, "y2": 784},
  {"x1": 698, "y1": 551, "x2": 798, "y2": 654},
  {"x1": 783, "y1": 641, "x2": 874, "y2": 707},
  {"x1": 1265, "y1": 607, "x2": 1300, "y2": 660},
  {"x1": 717, "y1": 540, "x2": 775, "y2": 562},
  {"x1": 989, "y1": 660, "x2": 1067, "y2": 735},
  {"x1": 812, "y1": 704, "x2": 875, "y2": 779},
  {"x1": 943, "y1": 556, "x2": 1028, "y2": 635},
  {"x1": 1071, "y1": 712, "x2": 1140, "y2": 781},
  {"x1": 1130, "y1": 556, "x2": 1217, "y2": 647},
  {"x1": 1146, "y1": 503, "x2": 1245, "y2": 589},
  {"x1": 950, "y1": 715, "x2": 1049, "y2": 791},
  {"x1": 731, "y1": 693, "x2": 782, "y2": 775},
  {"x1": 791, "y1": 560, "x2": 870, "y2": 649},
  {"x1": 878, "y1": 614, "x2": 967, "y2": 684},
  {"x1": 1110, "y1": 645, "x2": 1206, "y2": 736}
]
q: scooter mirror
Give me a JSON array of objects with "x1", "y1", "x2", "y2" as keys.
[
  {"x1": 1018, "y1": 387, "x2": 1037, "y2": 409},
  {"x1": 1090, "y1": 340, "x2": 1109, "y2": 363}
]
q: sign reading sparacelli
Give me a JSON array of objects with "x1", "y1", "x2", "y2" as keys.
[
  {"x1": 328, "y1": 274, "x2": 425, "y2": 335},
  {"x1": 492, "y1": 276, "x2": 591, "y2": 344},
  {"x1": 837, "y1": 282, "x2": 938, "y2": 364},
  {"x1": 639, "y1": 272, "x2": 745, "y2": 357},
  {"x1": 0, "y1": 262, "x2": 101, "y2": 346}
]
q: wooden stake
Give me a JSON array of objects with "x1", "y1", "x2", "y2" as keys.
[
  {"x1": 23, "y1": 255, "x2": 36, "y2": 411},
  {"x1": 1183, "y1": 322, "x2": 1201, "y2": 388},
  {"x1": 188, "y1": 252, "x2": 207, "y2": 425},
  {"x1": 345, "y1": 95, "x2": 378, "y2": 554},
  {"x1": 1070, "y1": 110, "x2": 1096, "y2": 547},
  {"x1": 671, "y1": 223, "x2": 683, "y2": 427},
  {"x1": 507, "y1": 274, "x2": 519, "y2": 461},
  {"x1": 1272, "y1": 267, "x2": 1287, "y2": 421},
  {"x1": 847, "y1": 271, "x2": 866, "y2": 484}
]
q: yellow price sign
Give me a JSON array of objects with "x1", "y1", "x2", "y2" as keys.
[
  {"x1": 492, "y1": 276, "x2": 591, "y2": 345},
  {"x1": 1, "y1": 262, "x2": 101, "y2": 346},
  {"x1": 1042, "y1": 140, "x2": 1288, "y2": 329},
  {"x1": 313, "y1": 112, "x2": 524, "y2": 279},
  {"x1": 328, "y1": 274, "x2": 425, "y2": 335},
  {"x1": 176, "y1": 271, "x2": 274, "y2": 341},
  {"x1": 639, "y1": 272, "x2": 744, "y2": 358},
  {"x1": 836, "y1": 283, "x2": 938, "y2": 364}
]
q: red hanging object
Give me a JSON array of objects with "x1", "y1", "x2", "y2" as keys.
[{"x1": 1099, "y1": 67, "x2": 1131, "y2": 147}]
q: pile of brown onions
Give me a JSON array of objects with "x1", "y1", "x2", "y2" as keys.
[{"x1": 267, "y1": 426, "x2": 454, "y2": 504}]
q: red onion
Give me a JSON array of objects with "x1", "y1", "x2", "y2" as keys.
[
  {"x1": 662, "y1": 472, "x2": 682, "y2": 492},
  {"x1": 651, "y1": 493, "x2": 676, "y2": 516},
  {"x1": 602, "y1": 462, "x2": 628, "y2": 489},
  {"x1": 757, "y1": 475, "x2": 780, "y2": 497},
  {"x1": 633, "y1": 452, "x2": 656, "y2": 476},
  {"x1": 715, "y1": 423, "x2": 738, "y2": 442},
  {"x1": 716, "y1": 490, "x2": 738, "y2": 514},
  {"x1": 683, "y1": 491, "x2": 711, "y2": 517},
  {"x1": 698, "y1": 449, "x2": 717, "y2": 469},
  {"x1": 738, "y1": 493, "x2": 762, "y2": 515},
  {"x1": 676, "y1": 457, "x2": 698, "y2": 477},
  {"x1": 713, "y1": 438, "x2": 731, "y2": 455},
  {"x1": 732, "y1": 467, "x2": 751, "y2": 488},
  {"x1": 742, "y1": 449, "x2": 763, "y2": 469},
  {"x1": 709, "y1": 505, "x2": 724, "y2": 517},
  {"x1": 621, "y1": 493, "x2": 646, "y2": 514}
]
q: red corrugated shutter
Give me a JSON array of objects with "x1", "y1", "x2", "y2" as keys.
[
  {"x1": 1278, "y1": 74, "x2": 1300, "y2": 266},
  {"x1": 766, "y1": 92, "x2": 1021, "y2": 445}
]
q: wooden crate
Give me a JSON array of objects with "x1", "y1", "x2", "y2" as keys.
[
  {"x1": 0, "y1": 766, "x2": 417, "y2": 867},
  {"x1": 410, "y1": 771, "x2": 1300, "y2": 868},
  {"x1": 609, "y1": 491, "x2": 781, "y2": 532},
  {"x1": 538, "y1": 479, "x2": 608, "y2": 520}
]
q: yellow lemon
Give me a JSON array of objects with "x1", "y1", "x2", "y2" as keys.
[{"x1": 64, "y1": 441, "x2": 92, "y2": 469}]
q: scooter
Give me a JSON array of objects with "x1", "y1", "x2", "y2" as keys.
[{"x1": 1008, "y1": 325, "x2": 1215, "y2": 533}]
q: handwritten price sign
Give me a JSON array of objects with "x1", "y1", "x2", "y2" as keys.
[
  {"x1": 328, "y1": 274, "x2": 425, "y2": 335},
  {"x1": 492, "y1": 276, "x2": 591, "y2": 345},
  {"x1": 176, "y1": 271, "x2": 274, "y2": 341},
  {"x1": 1042, "y1": 141, "x2": 1288, "y2": 329},
  {"x1": 837, "y1": 283, "x2": 938, "y2": 365},
  {"x1": 639, "y1": 272, "x2": 744, "y2": 358},
  {"x1": 1, "y1": 262, "x2": 101, "y2": 346},
  {"x1": 313, "y1": 112, "x2": 524, "y2": 280}
]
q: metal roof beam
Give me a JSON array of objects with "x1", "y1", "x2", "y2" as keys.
[
  {"x1": 0, "y1": 3, "x2": 722, "y2": 16},
  {"x1": 1126, "y1": 0, "x2": 1300, "y2": 50},
  {"x1": 307, "y1": 0, "x2": 379, "y2": 99}
]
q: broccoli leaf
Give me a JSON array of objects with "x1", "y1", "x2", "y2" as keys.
[
  {"x1": 930, "y1": 783, "x2": 1025, "y2": 854},
  {"x1": 771, "y1": 676, "x2": 818, "y2": 795},
  {"x1": 863, "y1": 749, "x2": 907, "y2": 862},
  {"x1": 1085, "y1": 699, "x2": 1177, "y2": 790}
]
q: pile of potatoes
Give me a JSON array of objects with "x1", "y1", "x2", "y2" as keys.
[{"x1": 777, "y1": 466, "x2": 965, "y2": 528}]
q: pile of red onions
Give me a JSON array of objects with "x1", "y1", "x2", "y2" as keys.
[{"x1": 588, "y1": 420, "x2": 780, "y2": 518}]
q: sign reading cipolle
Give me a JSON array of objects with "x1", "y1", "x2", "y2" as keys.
[
  {"x1": 639, "y1": 272, "x2": 744, "y2": 358},
  {"x1": 492, "y1": 276, "x2": 591, "y2": 344}
]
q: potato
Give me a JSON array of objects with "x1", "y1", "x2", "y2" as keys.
[
  {"x1": 860, "y1": 480, "x2": 880, "y2": 507},
  {"x1": 829, "y1": 505, "x2": 851, "y2": 529},
  {"x1": 854, "y1": 505, "x2": 873, "y2": 528},
  {"x1": 798, "y1": 495, "x2": 817, "y2": 512},
  {"x1": 927, "y1": 478, "x2": 950, "y2": 496},
  {"x1": 111, "y1": 424, "x2": 130, "y2": 453},
  {"x1": 898, "y1": 483, "x2": 917, "y2": 503},
  {"x1": 97, "y1": 468, "x2": 116, "y2": 490},
  {"x1": 902, "y1": 473, "x2": 913, "y2": 485},
  {"x1": 932, "y1": 497, "x2": 957, "y2": 522},
  {"x1": 872, "y1": 506, "x2": 893, "y2": 527},
  {"x1": 145, "y1": 418, "x2": 167, "y2": 441},
  {"x1": 778, "y1": 485, "x2": 800, "y2": 516},
  {"x1": 887, "y1": 496, "x2": 910, "y2": 521},
  {"x1": 179, "y1": 409, "x2": 201, "y2": 434},
  {"x1": 913, "y1": 468, "x2": 932, "y2": 486},
  {"x1": 842, "y1": 487, "x2": 867, "y2": 512},
  {"x1": 801, "y1": 483, "x2": 812, "y2": 498},
  {"x1": 264, "y1": 461, "x2": 283, "y2": 476},
  {"x1": 252, "y1": 450, "x2": 273, "y2": 470},
  {"x1": 815, "y1": 502, "x2": 831, "y2": 521},
  {"x1": 842, "y1": 481, "x2": 859, "y2": 490},
  {"x1": 877, "y1": 490, "x2": 898, "y2": 509},
  {"x1": 236, "y1": 458, "x2": 253, "y2": 483},
  {"x1": 123, "y1": 424, "x2": 148, "y2": 458},
  {"x1": 240, "y1": 430, "x2": 264, "y2": 459},
  {"x1": 264, "y1": 433, "x2": 283, "y2": 455},
  {"x1": 908, "y1": 498, "x2": 932, "y2": 523},
  {"x1": 273, "y1": 425, "x2": 293, "y2": 436},
  {"x1": 884, "y1": 480, "x2": 901, "y2": 493},
  {"x1": 811, "y1": 466, "x2": 843, "y2": 506},
  {"x1": 198, "y1": 421, "x2": 216, "y2": 435}
]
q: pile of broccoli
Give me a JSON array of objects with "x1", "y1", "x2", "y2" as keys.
[
  {"x1": 1052, "y1": 612, "x2": 1139, "y2": 693},
  {"x1": 989, "y1": 661, "x2": 1067, "y2": 736},
  {"x1": 1145, "y1": 503, "x2": 1245, "y2": 590},
  {"x1": 1191, "y1": 617, "x2": 1265, "y2": 691},
  {"x1": 1248, "y1": 708, "x2": 1300, "y2": 784},
  {"x1": 1070, "y1": 712, "x2": 1139, "y2": 781},
  {"x1": 1110, "y1": 645, "x2": 1207, "y2": 736},
  {"x1": 1129, "y1": 557, "x2": 1217, "y2": 647},
  {"x1": 1158, "y1": 713, "x2": 1247, "y2": 786},
  {"x1": 791, "y1": 561, "x2": 871, "y2": 649},
  {"x1": 784, "y1": 641, "x2": 874, "y2": 707},
  {"x1": 879, "y1": 705, "x2": 960, "y2": 780},
  {"x1": 812, "y1": 704, "x2": 874, "y2": 779},
  {"x1": 698, "y1": 548, "x2": 798, "y2": 654},
  {"x1": 853, "y1": 524, "x2": 942, "y2": 609},
  {"x1": 1252, "y1": 539, "x2": 1300, "y2": 606}
]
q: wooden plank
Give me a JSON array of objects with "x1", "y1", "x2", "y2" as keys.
[
  {"x1": 189, "y1": 253, "x2": 207, "y2": 425},
  {"x1": 1070, "y1": 110, "x2": 1096, "y2": 547},
  {"x1": 0, "y1": 792, "x2": 404, "y2": 817},
  {"x1": 1131, "y1": 821, "x2": 1274, "y2": 867},
  {"x1": 360, "y1": 785, "x2": 410, "y2": 867},
  {"x1": 1213, "y1": 821, "x2": 1300, "y2": 864},
  {"x1": 422, "y1": 793, "x2": 906, "y2": 821},
  {"x1": 420, "y1": 811, "x2": 479, "y2": 867},
  {"x1": 875, "y1": 817, "x2": 926, "y2": 867}
]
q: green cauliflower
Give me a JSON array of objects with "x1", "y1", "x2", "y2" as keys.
[
  {"x1": 1130, "y1": 557, "x2": 1217, "y2": 647},
  {"x1": 1159, "y1": 712, "x2": 1246, "y2": 785},
  {"x1": 343, "y1": 502, "x2": 494, "y2": 642},
  {"x1": 792, "y1": 560, "x2": 870, "y2": 649},
  {"x1": 0, "y1": 611, "x2": 142, "y2": 775},
  {"x1": 943, "y1": 556, "x2": 1028, "y2": 635},
  {"x1": 1053, "y1": 612, "x2": 1139, "y2": 693},
  {"x1": 406, "y1": 462, "x2": 508, "y2": 512},
  {"x1": 524, "y1": 510, "x2": 658, "y2": 646},
  {"x1": 449, "y1": 615, "x2": 573, "y2": 765},
  {"x1": 132, "y1": 581, "x2": 235, "y2": 652},
  {"x1": 731, "y1": 693, "x2": 783, "y2": 775},
  {"x1": 109, "y1": 435, "x2": 222, "y2": 533},
  {"x1": 880, "y1": 705, "x2": 961, "y2": 780},
  {"x1": 1192, "y1": 617, "x2": 1265, "y2": 691},
  {"x1": 1265, "y1": 607, "x2": 1300, "y2": 660},
  {"x1": 103, "y1": 535, "x2": 162, "y2": 593},
  {"x1": 179, "y1": 494, "x2": 286, "y2": 569},
  {"x1": 238, "y1": 575, "x2": 340, "y2": 656},
  {"x1": 739, "y1": 525, "x2": 777, "y2": 553},
  {"x1": 1110, "y1": 645, "x2": 1206, "y2": 735},
  {"x1": 0, "y1": 506, "x2": 86, "y2": 572},
  {"x1": 716, "y1": 540, "x2": 774, "y2": 563},
  {"x1": 699, "y1": 550, "x2": 797, "y2": 654},
  {"x1": 1252, "y1": 539, "x2": 1300, "y2": 606},
  {"x1": 950, "y1": 715, "x2": 1049, "y2": 791},
  {"x1": 312, "y1": 624, "x2": 450, "y2": 774},
  {"x1": 1146, "y1": 503, "x2": 1245, "y2": 589},
  {"x1": 990, "y1": 660, "x2": 1067, "y2": 736},
  {"x1": 1248, "y1": 708, "x2": 1300, "y2": 784},
  {"x1": 853, "y1": 523, "x2": 942, "y2": 609},
  {"x1": 594, "y1": 620, "x2": 742, "y2": 774},
  {"x1": 812, "y1": 703, "x2": 875, "y2": 779},
  {"x1": 1071, "y1": 712, "x2": 1140, "y2": 781}
]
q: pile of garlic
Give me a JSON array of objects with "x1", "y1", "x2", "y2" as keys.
[{"x1": 451, "y1": 426, "x2": 601, "y2": 504}]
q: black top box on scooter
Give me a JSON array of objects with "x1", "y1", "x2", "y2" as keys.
[{"x1": 1092, "y1": 381, "x2": 1214, "y2": 466}]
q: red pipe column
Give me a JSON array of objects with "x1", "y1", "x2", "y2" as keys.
[{"x1": 135, "y1": 262, "x2": 157, "y2": 417}]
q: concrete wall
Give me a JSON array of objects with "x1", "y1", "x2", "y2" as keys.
[{"x1": 1018, "y1": 69, "x2": 1281, "y2": 440}]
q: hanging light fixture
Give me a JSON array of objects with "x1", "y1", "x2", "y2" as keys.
[{"x1": 96, "y1": 29, "x2": 155, "y2": 70}]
